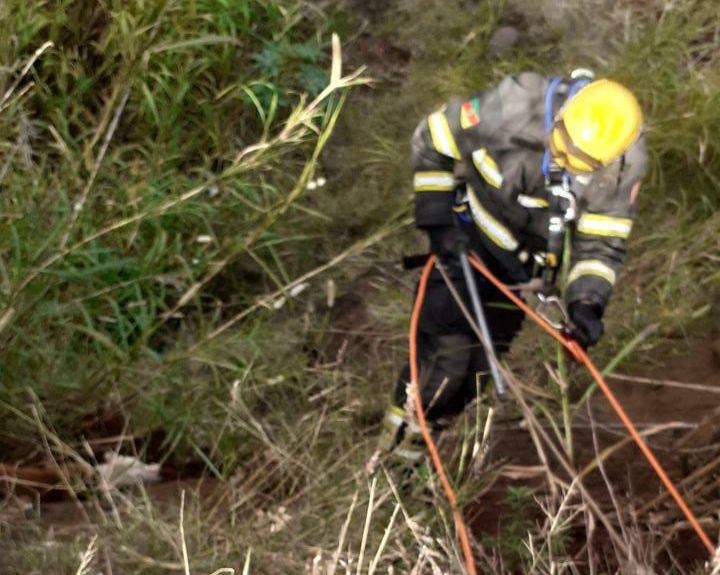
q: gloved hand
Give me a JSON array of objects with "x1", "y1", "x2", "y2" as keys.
[
  {"x1": 426, "y1": 225, "x2": 466, "y2": 262},
  {"x1": 567, "y1": 301, "x2": 604, "y2": 349}
]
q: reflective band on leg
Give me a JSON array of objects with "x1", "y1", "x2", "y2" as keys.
[
  {"x1": 567, "y1": 260, "x2": 616, "y2": 286},
  {"x1": 471, "y1": 148, "x2": 503, "y2": 189},
  {"x1": 577, "y1": 213, "x2": 633, "y2": 238},
  {"x1": 466, "y1": 185, "x2": 519, "y2": 250},
  {"x1": 414, "y1": 171, "x2": 456, "y2": 192},
  {"x1": 385, "y1": 405, "x2": 421, "y2": 434},
  {"x1": 428, "y1": 112, "x2": 461, "y2": 160},
  {"x1": 396, "y1": 448, "x2": 424, "y2": 462},
  {"x1": 384, "y1": 408, "x2": 404, "y2": 429}
]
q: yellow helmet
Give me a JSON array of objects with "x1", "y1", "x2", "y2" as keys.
[{"x1": 549, "y1": 79, "x2": 643, "y2": 174}]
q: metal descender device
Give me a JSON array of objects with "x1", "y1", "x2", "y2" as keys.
[{"x1": 537, "y1": 167, "x2": 577, "y2": 332}]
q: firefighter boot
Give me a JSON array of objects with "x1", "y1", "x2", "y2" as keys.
[{"x1": 372, "y1": 405, "x2": 439, "y2": 495}]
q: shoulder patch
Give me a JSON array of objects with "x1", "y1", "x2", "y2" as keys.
[{"x1": 460, "y1": 99, "x2": 481, "y2": 129}]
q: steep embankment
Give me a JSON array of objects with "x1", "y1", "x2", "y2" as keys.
[{"x1": 1, "y1": 0, "x2": 719, "y2": 573}]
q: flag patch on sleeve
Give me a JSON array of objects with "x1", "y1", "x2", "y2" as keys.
[{"x1": 460, "y1": 99, "x2": 481, "y2": 129}]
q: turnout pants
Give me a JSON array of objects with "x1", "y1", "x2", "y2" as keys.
[
  {"x1": 379, "y1": 255, "x2": 525, "y2": 462},
  {"x1": 394, "y1": 260, "x2": 525, "y2": 419}
]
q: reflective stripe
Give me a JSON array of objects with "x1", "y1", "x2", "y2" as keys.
[
  {"x1": 577, "y1": 213, "x2": 633, "y2": 238},
  {"x1": 428, "y1": 111, "x2": 461, "y2": 160},
  {"x1": 389, "y1": 405, "x2": 405, "y2": 418},
  {"x1": 396, "y1": 448, "x2": 423, "y2": 462},
  {"x1": 385, "y1": 409, "x2": 404, "y2": 429},
  {"x1": 517, "y1": 194, "x2": 548, "y2": 208},
  {"x1": 471, "y1": 148, "x2": 503, "y2": 189},
  {"x1": 384, "y1": 406, "x2": 420, "y2": 434},
  {"x1": 414, "y1": 171, "x2": 455, "y2": 192},
  {"x1": 575, "y1": 173, "x2": 593, "y2": 185},
  {"x1": 567, "y1": 260, "x2": 616, "y2": 286},
  {"x1": 466, "y1": 186, "x2": 518, "y2": 251}
]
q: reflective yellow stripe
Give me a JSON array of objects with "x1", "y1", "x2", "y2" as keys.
[
  {"x1": 517, "y1": 194, "x2": 548, "y2": 208},
  {"x1": 577, "y1": 213, "x2": 633, "y2": 238},
  {"x1": 466, "y1": 185, "x2": 518, "y2": 251},
  {"x1": 567, "y1": 260, "x2": 616, "y2": 286},
  {"x1": 428, "y1": 111, "x2": 461, "y2": 160},
  {"x1": 385, "y1": 406, "x2": 420, "y2": 434},
  {"x1": 389, "y1": 405, "x2": 405, "y2": 418},
  {"x1": 471, "y1": 148, "x2": 503, "y2": 189},
  {"x1": 413, "y1": 171, "x2": 455, "y2": 192}
]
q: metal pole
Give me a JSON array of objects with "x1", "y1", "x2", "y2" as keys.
[{"x1": 457, "y1": 247, "x2": 507, "y2": 401}]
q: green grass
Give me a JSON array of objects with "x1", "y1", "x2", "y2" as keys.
[{"x1": 0, "y1": 0, "x2": 364, "y2": 449}]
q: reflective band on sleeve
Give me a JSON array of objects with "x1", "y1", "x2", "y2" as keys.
[
  {"x1": 577, "y1": 213, "x2": 633, "y2": 238},
  {"x1": 567, "y1": 260, "x2": 617, "y2": 286},
  {"x1": 471, "y1": 148, "x2": 503, "y2": 189},
  {"x1": 428, "y1": 111, "x2": 461, "y2": 160},
  {"x1": 413, "y1": 171, "x2": 456, "y2": 192},
  {"x1": 466, "y1": 186, "x2": 519, "y2": 251},
  {"x1": 517, "y1": 194, "x2": 549, "y2": 208}
]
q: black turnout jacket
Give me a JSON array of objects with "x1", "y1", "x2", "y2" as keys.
[{"x1": 412, "y1": 72, "x2": 648, "y2": 310}]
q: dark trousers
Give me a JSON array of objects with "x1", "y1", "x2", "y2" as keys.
[{"x1": 392, "y1": 259, "x2": 525, "y2": 422}]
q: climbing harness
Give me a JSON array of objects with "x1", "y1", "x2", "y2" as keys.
[{"x1": 409, "y1": 255, "x2": 715, "y2": 575}]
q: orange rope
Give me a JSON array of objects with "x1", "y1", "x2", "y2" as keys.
[
  {"x1": 466, "y1": 253, "x2": 715, "y2": 556},
  {"x1": 410, "y1": 256, "x2": 478, "y2": 575}
]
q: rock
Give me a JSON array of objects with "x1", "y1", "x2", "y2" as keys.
[
  {"x1": 487, "y1": 26, "x2": 520, "y2": 59},
  {"x1": 96, "y1": 453, "x2": 161, "y2": 488}
]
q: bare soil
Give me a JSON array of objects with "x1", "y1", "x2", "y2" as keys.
[{"x1": 469, "y1": 337, "x2": 720, "y2": 571}]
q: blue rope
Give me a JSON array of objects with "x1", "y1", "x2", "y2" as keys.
[
  {"x1": 542, "y1": 77, "x2": 563, "y2": 178},
  {"x1": 542, "y1": 77, "x2": 591, "y2": 178}
]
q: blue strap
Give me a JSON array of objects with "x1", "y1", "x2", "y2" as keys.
[
  {"x1": 542, "y1": 76, "x2": 590, "y2": 178},
  {"x1": 568, "y1": 78, "x2": 590, "y2": 99},
  {"x1": 544, "y1": 77, "x2": 563, "y2": 134},
  {"x1": 542, "y1": 77, "x2": 591, "y2": 178},
  {"x1": 542, "y1": 77, "x2": 563, "y2": 178}
]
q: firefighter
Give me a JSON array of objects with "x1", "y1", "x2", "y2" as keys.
[{"x1": 379, "y1": 71, "x2": 647, "y2": 466}]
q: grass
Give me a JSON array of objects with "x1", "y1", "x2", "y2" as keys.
[{"x1": 0, "y1": 0, "x2": 719, "y2": 573}]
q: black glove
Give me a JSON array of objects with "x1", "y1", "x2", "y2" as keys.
[
  {"x1": 426, "y1": 226, "x2": 466, "y2": 262},
  {"x1": 567, "y1": 301, "x2": 604, "y2": 349}
]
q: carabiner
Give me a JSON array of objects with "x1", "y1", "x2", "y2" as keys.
[{"x1": 535, "y1": 292, "x2": 569, "y2": 331}]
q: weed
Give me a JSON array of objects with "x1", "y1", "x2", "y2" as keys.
[{"x1": 1, "y1": 0, "x2": 719, "y2": 573}]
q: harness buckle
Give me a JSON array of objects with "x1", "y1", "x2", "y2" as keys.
[{"x1": 547, "y1": 176, "x2": 577, "y2": 223}]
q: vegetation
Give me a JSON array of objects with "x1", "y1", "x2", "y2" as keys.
[{"x1": 0, "y1": 0, "x2": 718, "y2": 573}]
